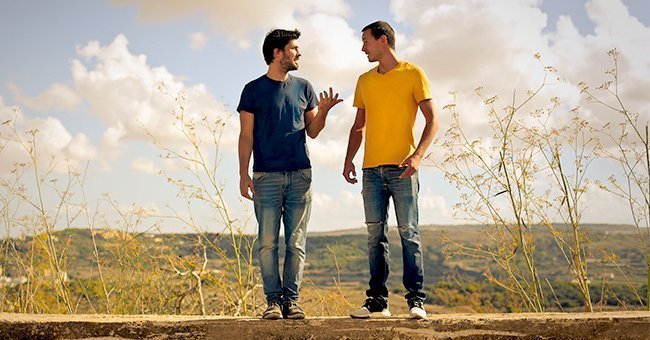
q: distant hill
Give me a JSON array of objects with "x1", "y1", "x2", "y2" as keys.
[
  {"x1": 3, "y1": 223, "x2": 645, "y2": 286},
  {"x1": 2, "y1": 223, "x2": 646, "y2": 312}
]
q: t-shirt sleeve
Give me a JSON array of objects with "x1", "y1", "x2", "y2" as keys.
[
  {"x1": 352, "y1": 76, "x2": 365, "y2": 109},
  {"x1": 305, "y1": 81, "x2": 318, "y2": 112},
  {"x1": 413, "y1": 66, "x2": 433, "y2": 103},
  {"x1": 236, "y1": 83, "x2": 255, "y2": 114}
]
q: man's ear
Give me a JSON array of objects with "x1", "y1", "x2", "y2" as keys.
[
  {"x1": 272, "y1": 47, "x2": 283, "y2": 62},
  {"x1": 379, "y1": 35, "x2": 388, "y2": 45}
]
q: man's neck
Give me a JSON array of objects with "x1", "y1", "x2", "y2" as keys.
[
  {"x1": 267, "y1": 64, "x2": 289, "y2": 81},
  {"x1": 377, "y1": 51, "x2": 399, "y2": 74}
]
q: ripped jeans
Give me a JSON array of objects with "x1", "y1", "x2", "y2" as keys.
[{"x1": 362, "y1": 165, "x2": 425, "y2": 304}]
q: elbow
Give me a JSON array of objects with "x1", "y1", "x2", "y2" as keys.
[
  {"x1": 239, "y1": 133, "x2": 253, "y2": 146},
  {"x1": 350, "y1": 124, "x2": 365, "y2": 135},
  {"x1": 307, "y1": 130, "x2": 320, "y2": 139},
  {"x1": 306, "y1": 124, "x2": 324, "y2": 139}
]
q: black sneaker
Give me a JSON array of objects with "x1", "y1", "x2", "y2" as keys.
[
  {"x1": 407, "y1": 299, "x2": 427, "y2": 319},
  {"x1": 349, "y1": 297, "x2": 391, "y2": 319},
  {"x1": 282, "y1": 300, "x2": 305, "y2": 319},
  {"x1": 262, "y1": 300, "x2": 282, "y2": 320}
]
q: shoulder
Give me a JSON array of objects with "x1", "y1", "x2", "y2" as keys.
[
  {"x1": 400, "y1": 61, "x2": 426, "y2": 74},
  {"x1": 289, "y1": 74, "x2": 309, "y2": 85},
  {"x1": 288, "y1": 75, "x2": 312, "y2": 88},
  {"x1": 358, "y1": 67, "x2": 379, "y2": 81},
  {"x1": 249, "y1": 75, "x2": 268, "y2": 86}
]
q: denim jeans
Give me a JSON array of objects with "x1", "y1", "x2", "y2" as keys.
[
  {"x1": 253, "y1": 168, "x2": 311, "y2": 303},
  {"x1": 362, "y1": 165, "x2": 425, "y2": 303}
]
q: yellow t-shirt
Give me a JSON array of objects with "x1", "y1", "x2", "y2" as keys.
[{"x1": 353, "y1": 61, "x2": 432, "y2": 169}]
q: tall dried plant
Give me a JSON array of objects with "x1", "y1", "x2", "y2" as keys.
[
  {"x1": 438, "y1": 54, "x2": 596, "y2": 312},
  {"x1": 146, "y1": 84, "x2": 260, "y2": 316},
  {"x1": 585, "y1": 49, "x2": 649, "y2": 310}
]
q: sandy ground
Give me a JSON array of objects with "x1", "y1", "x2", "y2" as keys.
[{"x1": 1, "y1": 311, "x2": 649, "y2": 339}]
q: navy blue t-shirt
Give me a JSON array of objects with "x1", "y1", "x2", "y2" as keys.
[{"x1": 237, "y1": 74, "x2": 318, "y2": 172}]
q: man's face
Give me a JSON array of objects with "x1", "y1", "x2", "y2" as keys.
[
  {"x1": 279, "y1": 39, "x2": 301, "y2": 71},
  {"x1": 361, "y1": 29, "x2": 380, "y2": 62}
]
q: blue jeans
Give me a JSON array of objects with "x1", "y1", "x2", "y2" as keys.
[
  {"x1": 253, "y1": 169, "x2": 311, "y2": 303},
  {"x1": 362, "y1": 165, "x2": 425, "y2": 303}
]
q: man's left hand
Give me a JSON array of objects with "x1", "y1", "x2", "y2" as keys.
[
  {"x1": 318, "y1": 87, "x2": 343, "y2": 112},
  {"x1": 399, "y1": 154, "x2": 421, "y2": 178}
]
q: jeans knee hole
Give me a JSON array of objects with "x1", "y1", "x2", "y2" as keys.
[{"x1": 398, "y1": 224, "x2": 415, "y2": 233}]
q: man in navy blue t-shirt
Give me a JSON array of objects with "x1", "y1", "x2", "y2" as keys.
[{"x1": 237, "y1": 29, "x2": 342, "y2": 320}]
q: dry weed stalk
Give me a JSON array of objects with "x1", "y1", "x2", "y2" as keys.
[
  {"x1": 585, "y1": 49, "x2": 649, "y2": 310},
  {"x1": 1, "y1": 113, "x2": 178, "y2": 315},
  {"x1": 147, "y1": 84, "x2": 260, "y2": 316},
  {"x1": 0, "y1": 117, "x2": 75, "y2": 313},
  {"x1": 438, "y1": 54, "x2": 595, "y2": 312}
]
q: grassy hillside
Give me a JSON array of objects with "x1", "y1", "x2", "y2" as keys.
[{"x1": 1, "y1": 223, "x2": 647, "y2": 314}]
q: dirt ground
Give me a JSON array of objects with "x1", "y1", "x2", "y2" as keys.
[{"x1": 1, "y1": 312, "x2": 649, "y2": 339}]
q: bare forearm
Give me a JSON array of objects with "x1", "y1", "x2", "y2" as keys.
[
  {"x1": 238, "y1": 135, "x2": 253, "y2": 175},
  {"x1": 413, "y1": 120, "x2": 438, "y2": 159},
  {"x1": 306, "y1": 110, "x2": 328, "y2": 138},
  {"x1": 412, "y1": 99, "x2": 439, "y2": 159},
  {"x1": 345, "y1": 128, "x2": 363, "y2": 164}
]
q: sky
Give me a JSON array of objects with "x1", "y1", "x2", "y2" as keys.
[{"x1": 1, "y1": 0, "x2": 649, "y2": 236}]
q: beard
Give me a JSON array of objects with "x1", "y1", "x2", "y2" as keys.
[{"x1": 282, "y1": 57, "x2": 299, "y2": 71}]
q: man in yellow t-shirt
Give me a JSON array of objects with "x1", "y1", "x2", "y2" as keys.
[{"x1": 343, "y1": 21, "x2": 439, "y2": 320}]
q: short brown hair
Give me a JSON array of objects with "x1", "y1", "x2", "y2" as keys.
[
  {"x1": 262, "y1": 29, "x2": 301, "y2": 65},
  {"x1": 362, "y1": 21, "x2": 395, "y2": 49}
]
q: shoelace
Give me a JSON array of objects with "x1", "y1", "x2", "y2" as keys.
[
  {"x1": 363, "y1": 297, "x2": 384, "y2": 309},
  {"x1": 285, "y1": 301, "x2": 302, "y2": 309},
  {"x1": 409, "y1": 300, "x2": 423, "y2": 309}
]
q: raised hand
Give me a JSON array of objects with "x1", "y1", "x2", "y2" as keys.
[{"x1": 318, "y1": 87, "x2": 343, "y2": 113}]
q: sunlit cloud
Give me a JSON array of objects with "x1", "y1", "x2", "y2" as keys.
[{"x1": 7, "y1": 82, "x2": 82, "y2": 112}]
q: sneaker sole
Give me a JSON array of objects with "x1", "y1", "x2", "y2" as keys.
[
  {"x1": 284, "y1": 313, "x2": 306, "y2": 320},
  {"x1": 350, "y1": 311, "x2": 391, "y2": 319},
  {"x1": 408, "y1": 312, "x2": 426, "y2": 319},
  {"x1": 262, "y1": 313, "x2": 282, "y2": 320}
]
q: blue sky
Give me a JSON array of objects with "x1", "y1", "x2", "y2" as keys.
[{"x1": 1, "y1": 0, "x2": 649, "y2": 235}]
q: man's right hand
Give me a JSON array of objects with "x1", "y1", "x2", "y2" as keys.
[
  {"x1": 240, "y1": 174, "x2": 255, "y2": 200},
  {"x1": 343, "y1": 161, "x2": 358, "y2": 184}
]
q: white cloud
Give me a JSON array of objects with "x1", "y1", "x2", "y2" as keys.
[
  {"x1": 389, "y1": 0, "x2": 649, "y2": 217},
  {"x1": 131, "y1": 157, "x2": 160, "y2": 175},
  {"x1": 4, "y1": 0, "x2": 648, "y2": 231},
  {"x1": 66, "y1": 133, "x2": 97, "y2": 161},
  {"x1": 189, "y1": 32, "x2": 208, "y2": 51},
  {"x1": 580, "y1": 181, "x2": 635, "y2": 225},
  {"x1": 419, "y1": 188, "x2": 452, "y2": 223},
  {"x1": 115, "y1": 0, "x2": 352, "y2": 49},
  {"x1": 311, "y1": 189, "x2": 364, "y2": 230},
  {"x1": 296, "y1": 13, "x2": 368, "y2": 93},
  {"x1": 7, "y1": 82, "x2": 82, "y2": 112},
  {"x1": 386, "y1": 0, "x2": 648, "y2": 139},
  {"x1": 0, "y1": 101, "x2": 96, "y2": 174},
  {"x1": 71, "y1": 34, "x2": 236, "y2": 152},
  {"x1": 116, "y1": 0, "x2": 365, "y2": 93}
]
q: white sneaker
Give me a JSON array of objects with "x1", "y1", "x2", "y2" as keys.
[
  {"x1": 408, "y1": 299, "x2": 427, "y2": 319},
  {"x1": 350, "y1": 298, "x2": 391, "y2": 319}
]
